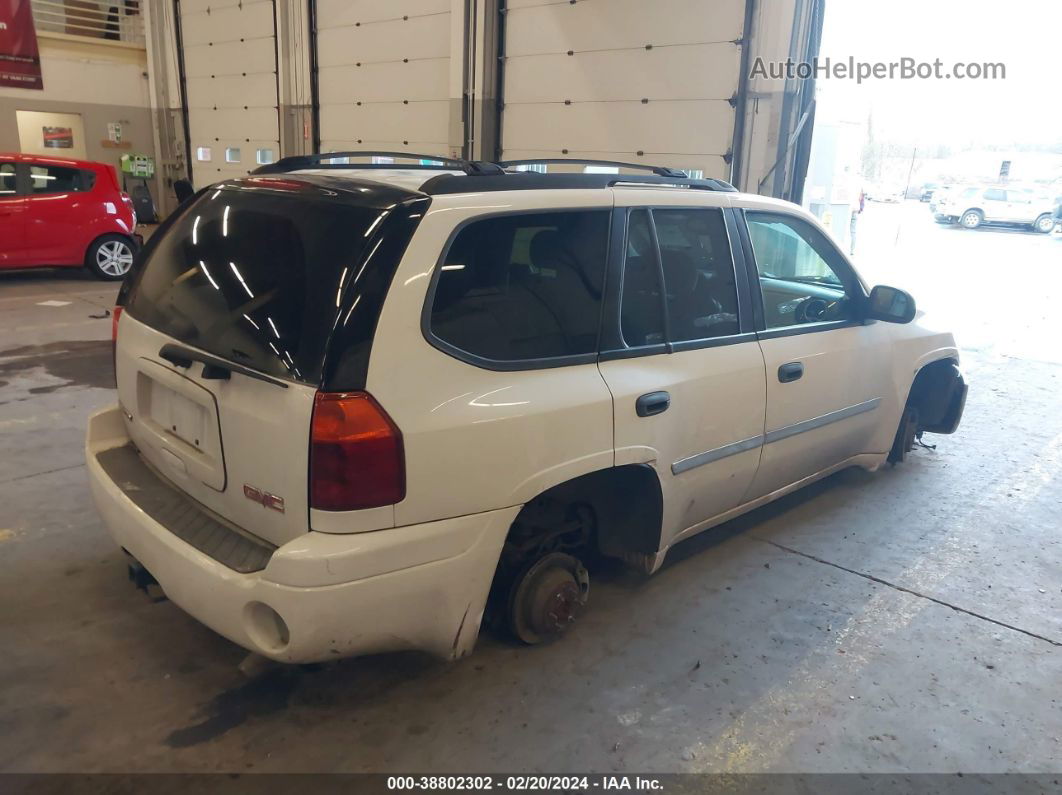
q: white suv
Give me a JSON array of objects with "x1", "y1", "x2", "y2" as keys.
[
  {"x1": 86, "y1": 155, "x2": 967, "y2": 663},
  {"x1": 934, "y1": 185, "x2": 1057, "y2": 232}
]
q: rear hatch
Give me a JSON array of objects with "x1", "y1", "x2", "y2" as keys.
[{"x1": 117, "y1": 177, "x2": 418, "y2": 545}]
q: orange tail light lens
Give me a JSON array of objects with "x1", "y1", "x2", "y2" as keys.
[{"x1": 309, "y1": 391, "x2": 405, "y2": 511}]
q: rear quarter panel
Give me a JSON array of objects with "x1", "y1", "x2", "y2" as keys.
[{"x1": 366, "y1": 190, "x2": 617, "y2": 528}]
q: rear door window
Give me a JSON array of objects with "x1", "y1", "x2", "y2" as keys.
[
  {"x1": 429, "y1": 210, "x2": 610, "y2": 363},
  {"x1": 28, "y1": 164, "x2": 84, "y2": 194},
  {"x1": 620, "y1": 210, "x2": 665, "y2": 347},
  {"x1": 618, "y1": 208, "x2": 740, "y2": 347},
  {"x1": 125, "y1": 188, "x2": 383, "y2": 383},
  {"x1": 653, "y1": 209, "x2": 739, "y2": 341}
]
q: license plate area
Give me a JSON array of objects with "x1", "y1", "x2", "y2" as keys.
[
  {"x1": 151, "y1": 386, "x2": 206, "y2": 448},
  {"x1": 132, "y1": 359, "x2": 226, "y2": 491}
]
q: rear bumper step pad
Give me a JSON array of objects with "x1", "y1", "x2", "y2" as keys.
[{"x1": 96, "y1": 444, "x2": 275, "y2": 574}]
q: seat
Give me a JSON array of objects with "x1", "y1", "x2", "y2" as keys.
[
  {"x1": 660, "y1": 248, "x2": 739, "y2": 340},
  {"x1": 516, "y1": 228, "x2": 602, "y2": 353}
]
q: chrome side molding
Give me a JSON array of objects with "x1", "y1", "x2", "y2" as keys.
[{"x1": 671, "y1": 398, "x2": 883, "y2": 475}]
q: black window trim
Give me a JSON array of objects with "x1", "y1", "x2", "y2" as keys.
[
  {"x1": 0, "y1": 160, "x2": 17, "y2": 197},
  {"x1": 419, "y1": 205, "x2": 614, "y2": 373},
  {"x1": 736, "y1": 207, "x2": 870, "y2": 340},
  {"x1": 599, "y1": 204, "x2": 755, "y2": 361}
]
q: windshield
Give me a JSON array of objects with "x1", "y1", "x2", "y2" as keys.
[{"x1": 125, "y1": 188, "x2": 382, "y2": 384}]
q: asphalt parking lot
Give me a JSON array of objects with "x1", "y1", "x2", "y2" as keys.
[{"x1": 1, "y1": 204, "x2": 1059, "y2": 774}]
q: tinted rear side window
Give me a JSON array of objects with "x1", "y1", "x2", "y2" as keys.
[
  {"x1": 29, "y1": 164, "x2": 84, "y2": 194},
  {"x1": 126, "y1": 189, "x2": 382, "y2": 383},
  {"x1": 429, "y1": 211, "x2": 610, "y2": 363}
]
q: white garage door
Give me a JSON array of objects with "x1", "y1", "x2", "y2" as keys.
[
  {"x1": 178, "y1": 0, "x2": 281, "y2": 186},
  {"x1": 314, "y1": 0, "x2": 452, "y2": 155},
  {"x1": 500, "y1": 0, "x2": 744, "y2": 179}
]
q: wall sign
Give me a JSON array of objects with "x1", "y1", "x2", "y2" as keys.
[
  {"x1": 0, "y1": 0, "x2": 43, "y2": 90},
  {"x1": 43, "y1": 126, "x2": 73, "y2": 148}
]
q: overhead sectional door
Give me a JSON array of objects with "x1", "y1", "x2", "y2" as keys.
[
  {"x1": 314, "y1": 0, "x2": 452, "y2": 155},
  {"x1": 500, "y1": 0, "x2": 744, "y2": 179},
  {"x1": 178, "y1": 0, "x2": 281, "y2": 186}
]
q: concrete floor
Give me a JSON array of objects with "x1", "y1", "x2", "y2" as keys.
[{"x1": 0, "y1": 206, "x2": 1059, "y2": 774}]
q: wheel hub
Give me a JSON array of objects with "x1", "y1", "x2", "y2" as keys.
[
  {"x1": 530, "y1": 574, "x2": 583, "y2": 636},
  {"x1": 508, "y1": 552, "x2": 590, "y2": 645}
]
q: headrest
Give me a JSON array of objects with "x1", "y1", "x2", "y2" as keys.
[{"x1": 529, "y1": 229, "x2": 565, "y2": 268}]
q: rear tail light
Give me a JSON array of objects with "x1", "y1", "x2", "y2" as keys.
[
  {"x1": 111, "y1": 306, "x2": 123, "y2": 385},
  {"x1": 111, "y1": 305, "x2": 123, "y2": 342},
  {"x1": 310, "y1": 391, "x2": 405, "y2": 511}
]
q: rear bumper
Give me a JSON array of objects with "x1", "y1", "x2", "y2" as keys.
[{"x1": 86, "y1": 406, "x2": 516, "y2": 663}]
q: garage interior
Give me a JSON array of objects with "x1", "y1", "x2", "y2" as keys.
[{"x1": 1, "y1": 0, "x2": 1060, "y2": 782}]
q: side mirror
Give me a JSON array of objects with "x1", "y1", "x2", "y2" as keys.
[{"x1": 866, "y1": 285, "x2": 916, "y2": 324}]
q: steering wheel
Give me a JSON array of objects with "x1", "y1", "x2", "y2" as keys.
[{"x1": 794, "y1": 296, "x2": 835, "y2": 323}]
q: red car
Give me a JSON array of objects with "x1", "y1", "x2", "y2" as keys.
[{"x1": 0, "y1": 153, "x2": 139, "y2": 280}]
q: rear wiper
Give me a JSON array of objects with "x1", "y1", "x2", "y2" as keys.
[{"x1": 158, "y1": 344, "x2": 289, "y2": 388}]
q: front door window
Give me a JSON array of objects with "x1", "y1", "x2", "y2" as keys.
[{"x1": 745, "y1": 212, "x2": 856, "y2": 329}]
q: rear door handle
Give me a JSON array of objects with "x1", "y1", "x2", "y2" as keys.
[
  {"x1": 778, "y1": 362, "x2": 804, "y2": 383},
  {"x1": 636, "y1": 391, "x2": 670, "y2": 417}
]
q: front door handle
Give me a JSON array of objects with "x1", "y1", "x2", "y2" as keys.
[
  {"x1": 778, "y1": 362, "x2": 804, "y2": 383},
  {"x1": 636, "y1": 391, "x2": 670, "y2": 417}
]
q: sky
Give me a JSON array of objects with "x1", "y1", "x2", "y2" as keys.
[{"x1": 815, "y1": 0, "x2": 1060, "y2": 149}]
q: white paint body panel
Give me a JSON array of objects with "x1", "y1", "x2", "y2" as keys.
[
  {"x1": 115, "y1": 312, "x2": 317, "y2": 547},
  {"x1": 89, "y1": 173, "x2": 962, "y2": 662},
  {"x1": 87, "y1": 405, "x2": 514, "y2": 663},
  {"x1": 368, "y1": 189, "x2": 616, "y2": 528},
  {"x1": 750, "y1": 323, "x2": 895, "y2": 499}
]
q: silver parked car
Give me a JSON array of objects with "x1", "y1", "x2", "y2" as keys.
[{"x1": 933, "y1": 185, "x2": 1057, "y2": 233}]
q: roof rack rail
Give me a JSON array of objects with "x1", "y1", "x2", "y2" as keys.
[
  {"x1": 420, "y1": 171, "x2": 737, "y2": 196},
  {"x1": 252, "y1": 151, "x2": 503, "y2": 176},
  {"x1": 498, "y1": 158, "x2": 691, "y2": 179}
]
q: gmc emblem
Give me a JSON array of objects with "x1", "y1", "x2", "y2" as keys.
[{"x1": 243, "y1": 484, "x2": 285, "y2": 513}]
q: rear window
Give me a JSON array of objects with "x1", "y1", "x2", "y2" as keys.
[{"x1": 125, "y1": 189, "x2": 383, "y2": 383}]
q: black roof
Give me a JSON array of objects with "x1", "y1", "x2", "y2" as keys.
[{"x1": 219, "y1": 173, "x2": 422, "y2": 208}]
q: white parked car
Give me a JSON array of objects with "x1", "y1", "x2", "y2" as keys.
[
  {"x1": 865, "y1": 184, "x2": 905, "y2": 203},
  {"x1": 933, "y1": 185, "x2": 1057, "y2": 232},
  {"x1": 86, "y1": 155, "x2": 967, "y2": 663}
]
